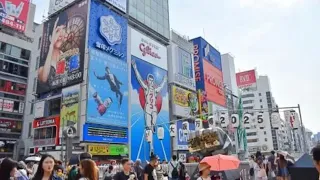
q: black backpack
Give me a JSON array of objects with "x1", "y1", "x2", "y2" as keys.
[
  {"x1": 170, "y1": 162, "x2": 179, "y2": 179},
  {"x1": 249, "y1": 167, "x2": 254, "y2": 176}
]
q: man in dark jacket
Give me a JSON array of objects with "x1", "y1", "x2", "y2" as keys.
[{"x1": 134, "y1": 159, "x2": 143, "y2": 180}]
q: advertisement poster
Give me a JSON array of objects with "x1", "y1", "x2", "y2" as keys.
[
  {"x1": 203, "y1": 59, "x2": 226, "y2": 107},
  {"x1": 33, "y1": 116, "x2": 60, "y2": 146},
  {"x1": 171, "y1": 85, "x2": 198, "y2": 117},
  {"x1": 236, "y1": 69, "x2": 257, "y2": 90},
  {"x1": 83, "y1": 123, "x2": 128, "y2": 143},
  {"x1": 37, "y1": 0, "x2": 88, "y2": 94},
  {"x1": 131, "y1": 28, "x2": 167, "y2": 70},
  {"x1": 0, "y1": 0, "x2": 30, "y2": 32},
  {"x1": 88, "y1": 0, "x2": 127, "y2": 61},
  {"x1": 130, "y1": 56, "x2": 170, "y2": 161},
  {"x1": 0, "y1": 119, "x2": 22, "y2": 133},
  {"x1": 61, "y1": 84, "x2": 80, "y2": 137},
  {"x1": 87, "y1": 49, "x2": 128, "y2": 127},
  {"x1": 2, "y1": 99, "x2": 13, "y2": 112},
  {"x1": 176, "y1": 120, "x2": 195, "y2": 150},
  {"x1": 88, "y1": 144, "x2": 128, "y2": 156}
]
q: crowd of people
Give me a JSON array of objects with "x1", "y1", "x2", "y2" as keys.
[{"x1": 1, "y1": 145, "x2": 320, "y2": 180}]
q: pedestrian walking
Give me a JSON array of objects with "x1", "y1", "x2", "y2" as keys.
[
  {"x1": 114, "y1": 158, "x2": 136, "y2": 180},
  {"x1": 196, "y1": 162, "x2": 211, "y2": 180},
  {"x1": 178, "y1": 162, "x2": 186, "y2": 180},
  {"x1": 32, "y1": 154, "x2": 62, "y2": 180},
  {"x1": 0, "y1": 158, "x2": 19, "y2": 180},
  {"x1": 168, "y1": 155, "x2": 179, "y2": 180},
  {"x1": 134, "y1": 159, "x2": 144, "y2": 180},
  {"x1": 276, "y1": 154, "x2": 289, "y2": 180},
  {"x1": 161, "y1": 160, "x2": 169, "y2": 180},
  {"x1": 268, "y1": 151, "x2": 277, "y2": 179},
  {"x1": 103, "y1": 165, "x2": 115, "y2": 180},
  {"x1": 78, "y1": 159, "x2": 98, "y2": 180},
  {"x1": 144, "y1": 154, "x2": 158, "y2": 180}
]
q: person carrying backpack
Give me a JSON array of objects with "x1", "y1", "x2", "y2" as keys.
[{"x1": 168, "y1": 155, "x2": 179, "y2": 180}]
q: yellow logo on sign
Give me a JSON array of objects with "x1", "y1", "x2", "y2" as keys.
[{"x1": 88, "y1": 145, "x2": 109, "y2": 155}]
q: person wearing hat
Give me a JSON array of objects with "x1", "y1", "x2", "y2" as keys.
[{"x1": 197, "y1": 162, "x2": 211, "y2": 180}]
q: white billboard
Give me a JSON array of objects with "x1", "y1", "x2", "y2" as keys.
[
  {"x1": 130, "y1": 28, "x2": 168, "y2": 70},
  {"x1": 34, "y1": 101, "x2": 46, "y2": 119},
  {"x1": 171, "y1": 85, "x2": 198, "y2": 118},
  {"x1": 168, "y1": 45, "x2": 196, "y2": 91},
  {"x1": 284, "y1": 110, "x2": 300, "y2": 129},
  {"x1": 48, "y1": 0, "x2": 76, "y2": 15},
  {"x1": 2, "y1": 100, "x2": 14, "y2": 112},
  {"x1": 105, "y1": 0, "x2": 127, "y2": 13}
]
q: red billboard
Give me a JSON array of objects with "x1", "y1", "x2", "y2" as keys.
[
  {"x1": 203, "y1": 60, "x2": 226, "y2": 107},
  {"x1": 236, "y1": 70, "x2": 257, "y2": 88},
  {"x1": 0, "y1": 0, "x2": 30, "y2": 32},
  {"x1": 33, "y1": 116, "x2": 60, "y2": 146}
]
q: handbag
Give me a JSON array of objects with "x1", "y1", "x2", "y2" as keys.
[{"x1": 270, "y1": 170, "x2": 276, "y2": 178}]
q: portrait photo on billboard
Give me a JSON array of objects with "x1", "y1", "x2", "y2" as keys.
[
  {"x1": 171, "y1": 85, "x2": 198, "y2": 118},
  {"x1": 130, "y1": 56, "x2": 170, "y2": 161},
  {"x1": 37, "y1": 0, "x2": 88, "y2": 94},
  {"x1": 87, "y1": 49, "x2": 128, "y2": 127},
  {"x1": 60, "y1": 84, "x2": 80, "y2": 137},
  {"x1": 88, "y1": 0, "x2": 127, "y2": 61},
  {"x1": 0, "y1": 0, "x2": 30, "y2": 32}
]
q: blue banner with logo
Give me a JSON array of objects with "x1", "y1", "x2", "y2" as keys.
[
  {"x1": 86, "y1": 0, "x2": 128, "y2": 132},
  {"x1": 176, "y1": 120, "x2": 195, "y2": 150}
]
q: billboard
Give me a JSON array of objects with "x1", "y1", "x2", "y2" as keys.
[
  {"x1": 48, "y1": 0, "x2": 76, "y2": 15},
  {"x1": 284, "y1": 110, "x2": 300, "y2": 129},
  {"x1": 203, "y1": 60, "x2": 226, "y2": 107},
  {"x1": 192, "y1": 38, "x2": 205, "y2": 90},
  {"x1": 0, "y1": 0, "x2": 30, "y2": 32},
  {"x1": 105, "y1": 0, "x2": 127, "y2": 13},
  {"x1": 171, "y1": 85, "x2": 198, "y2": 117},
  {"x1": 88, "y1": 144, "x2": 128, "y2": 156},
  {"x1": 176, "y1": 120, "x2": 195, "y2": 150},
  {"x1": 88, "y1": 0, "x2": 127, "y2": 60},
  {"x1": 61, "y1": 84, "x2": 80, "y2": 137},
  {"x1": 37, "y1": 0, "x2": 88, "y2": 94},
  {"x1": 168, "y1": 44, "x2": 195, "y2": 90},
  {"x1": 130, "y1": 56, "x2": 170, "y2": 161},
  {"x1": 131, "y1": 28, "x2": 168, "y2": 70},
  {"x1": 83, "y1": 123, "x2": 128, "y2": 144},
  {"x1": 33, "y1": 116, "x2": 60, "y2": 146},
  {"x1": 236, "y1": 70, "x2": 257, "y2": 89},
  {"x1": 86, "y1": 49, "x2": 128, "y2": 127},
  {"x1": 0, "y1": 119, "x2": 22, "y2": 133}
]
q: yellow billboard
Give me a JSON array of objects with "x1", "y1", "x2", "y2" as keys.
[
  {"x1": 88, "y1": 145, "x2": 109, "y2": 155},
  {"x1": 88, "y1": 144, "x2": 129, "y2": 156},
  {"x1": 171, "y1": 85, "x2": 198, "y2": 117}
]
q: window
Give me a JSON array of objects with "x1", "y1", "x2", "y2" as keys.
[
  {"x1": 33, "y1": 78, "x2": 36, "y2": 92},
  {"x1": 35, "y1": 56, "x2": 40, "y2": 70},
  {"x1": 247, "y1": 139, "x2": 258, "y2": 143},
  {"x1": 30, "y1": 103, "x2": 34, "y2": 114},
  {"x1": 0, "y1": 42, "x2": 6, "y2": 52},
  {"x1": 260, "y1": 99, "x2": 262, "y2": 102},
  {"x1": 48, "y1": 98, "x2": 61, "y2": 116},
  {"x1": 264, "y1": 131, "x2": 267, "y2": 135},
  {"x1": 29, "y1": 147, "x2": 34, "y2": 154},
  {"x1": 10, "y1": 46, "x2": 21, "y2": 57},
  {"x1": 20, "y1": 49, "x2": 31, "y2": 60},
  {"x1": 34, "y1": 126, "x2": 57, "y2": 140},
  {"x1": 243, "y1": 100, "x2": 254, "y2": 104},
  {"x1": 5, "y1": 44, "x2": 12, "y2": 55},
  {"x1": 38, "y1": 37, "x2": 42, "y2": 50},
  {"x1": 260, "y1": 105, "x2": 263, "y2": 109},
  {"x1": 259, "y1": 93, "x2": 262, "y2": 96},
  {"x1": 242, "y1": 94, "x2": 254, "y2": 98},
  {"x1": 265, "y1": 138, "x2": 268, "y2": 142},
  {"x1": 247, "y1": 132, "x2": 257, "y2": 136},
  {"x1": 28, "y1": 122, "x2": 32, "y2": 137}
]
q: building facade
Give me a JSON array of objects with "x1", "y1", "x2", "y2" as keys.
[{"x1": 0, "y1": 1, "x2": 37, "y2": 159}]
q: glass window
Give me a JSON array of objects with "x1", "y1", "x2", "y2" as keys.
[
  {"x1": 28, "y1": 122, "x2": 32, "y2": 137},
  {"x1": 145, "y1": 0, "x2": 151, "y2": 7},
  {"x1": 137, "y1": 0, "x2": 144, "y2": 13},
  {"x1": 10, "y1": 46, "x2": 21, "y2": 58},
  {"x1": 157, "y1": 3, "x2": 163, "y2": 15},
  {"x1": 145, "y1": 16, "x2": 151, "y2": 27},
  {"x1": 157, "y1": 23, "x2": 164, "y2": 36},
  {"x1": 48, "y1": 98, "x2": 61, "y2": 116},
  {"x1": 20, "y1": 49, "x2": 30, "y2": 60},
  {"x1": 157, "y1": 13, "x2": 163, "y2": 25},
  {"x1": 5, "y1": 44, "x2": 12, "y2": 55},
  {"x1": 164, "y1": 10, "x2": 169, "y2": 20},
  {"x1": 151, "y1": 0, "x2": 157, "y2": 11},
  {"x1": 151, "y1": 21, "x2": 157, "y2": 31},
  {"x1": 38, "y1": 37, "x2": 41, "y2": 50},
  {"x1": 129, "y1": 6, "x2": 137, "y2": 19},
  {"x1": 0, "y1": 42, "x2": 5, "y2": 53},
  {"x1": 163, "y1": 0, "x2": 168, "y2": 10},
  {"x1": 259, "y1": 93, "x2": 262, "y2": 96},
  {"x1": 260, "y1": 105, "x2": 263, "y2": 108},
  {"x1": 30, "y1": 102, "x2": 34, "y2": 114},
  {"x1": 145, "y1": 5, "x2": 151, "y2": 17},
  {"x1": 137, "y1": 11, "x2": 145, "y2": 24},
  {"x1": 130, "y1": 0, "x2": 137, "y2": 7},
  {"x1": 151, "y1": 8, "x2": 157, "y2": 20},
  {"x1": 2, "y1": 61, "x2": 9, "y2": 72},
  {"x1": 33, "y1": 78, "x2": 36, "y2": 92},
  {"x1": 164, "y1": 29, "x2": 170, "y2": 39},
  {"x1": 19, "y1": 66, "x2": 28, "y2": 77}
]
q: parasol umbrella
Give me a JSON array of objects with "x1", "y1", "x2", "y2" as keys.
[
  {"x1": 201, "y1": 154, "x2": 240, "y2": 171},
  {"x1": 25, "y1": 156, "x2": 41, "y2": 162}
]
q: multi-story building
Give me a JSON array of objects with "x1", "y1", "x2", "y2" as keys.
[
  {"x1": 0, "y1": 1, "x2": 37, "y2": 159},
  {"x1": 221, "y1": 53, "x2": 238, "y2": 98}
]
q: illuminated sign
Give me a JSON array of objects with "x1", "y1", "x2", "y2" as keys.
[{"x1": 193, "y1": 44, "x2": 201, "y2": 82}]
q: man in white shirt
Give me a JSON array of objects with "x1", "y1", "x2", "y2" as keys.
[{"x1": 168, "y1": 155, "x2": 179, "y2": 180}]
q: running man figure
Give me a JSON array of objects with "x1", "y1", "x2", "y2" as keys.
[
  {"x1": 131, "y1": 59, "x2": 167, "y2": 133},
  {"x1": 94, "y1": 66, "x2": 123, "y2": 109}
]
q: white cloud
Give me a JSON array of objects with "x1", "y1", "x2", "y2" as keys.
[{"x1": 240, "y1": 0, "x2": 300, "y2": 8}]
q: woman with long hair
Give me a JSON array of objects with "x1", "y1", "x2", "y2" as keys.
[
  {"x1": 33, "y1": 154, "x2": 61, "y2": 180},
  {"x1": 276, "y1": 155, "x2": 289, "y2": 180},
  {"x1": 79, "y1": 159, "x2": 98, "y2": 180},
  {"x1": 0, "y1": 158, "x2": 18, "y2": 180}
]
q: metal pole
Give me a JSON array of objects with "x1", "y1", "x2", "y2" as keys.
[{"x1": 298, "y1": 104, "x2": 308, "y2": 153}]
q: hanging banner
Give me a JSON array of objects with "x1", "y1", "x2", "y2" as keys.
[{"x1": 284, "y1": 110, "x2": 300, "y2": 129}]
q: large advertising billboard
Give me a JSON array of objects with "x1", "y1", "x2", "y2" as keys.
[
  {"x1": 203, "y1": 60, "x2": 226, "y2": 107},
  {"x1": 0, "y1": 0, "x2": 30, "y2": 32},
  {"x1": 87, "y1": 49, "x2": 128, "y2": 127},
  {"x1": 0, "y1": 119, "x2": 22, "y2": 133},
  {"x1": 236, "y1": 69, "x2": 257, "y2": 90},
  {"x1": 176, "y1": 120, "x2": 195, "y2": 150},
  {"x1": 37, "y1": 0, "x2": 88, "y2": 94},
  {"x1": 83, "y1": 123, "x2": 128, "y2": 144},
  {"x1": 48, "y1": 0, "x2": 76, "y2": 15},
  {"x1": 130, "y1": 56, "x2": 170, "y2": 161},
  {"x1": 88, "y1": 144, "x2": 128, "y2": 156},
  {"x1": 171, "y1": 85, "x2": 198, "y2": 118},
  {"x1": 131, "y1": 28, "x2": 167, "y2": 70},
  {"x1": 61, "y1": 84, "x2": 80, "y2": 137},
  {"x1": 33, "y1": 116, "x2": 60, "y2": 146}
]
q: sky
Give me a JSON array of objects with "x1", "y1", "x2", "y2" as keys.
[{"x1": 32, "y1": 0, "x2": 320, "y2": 133}]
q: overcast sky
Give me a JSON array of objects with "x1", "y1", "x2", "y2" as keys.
[{"x1": 32, "y1": 0, "x2": 320, "y2": 133}]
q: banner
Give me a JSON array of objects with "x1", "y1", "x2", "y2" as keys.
[
  {"x1": 86, "y1": 49, "x2": 128, "y2": 127},
  {"x1": 176, "y1": 120, "x2": 195, "y2": 150},
  {"x1": 88, "y1": 144, "x2": 128, "y2": 156},
  {"x1": 236, "y1": 70, "x2": 257, "y2": 90},
  {"x1": 37, "y1": 0, "x2": 88, "y2": 93},
  {"x1": 171, "y1": 86, "x2": 198, "y2": 117},
  {"x1": 83, "y1": 123, "x2": 128, "y2": 143},
  {"x1": 0, "y1": 0, "x2": 30, "y2": 32},
  {"x1": 61, "y1": 84, "x2": 80, "y2": 137},
  {"x1": 130, "y1": 56, "x2": 170, "y2": 161},
  {"x1": 284, "y1": 110, "x2": 300, "y2": 129}
]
